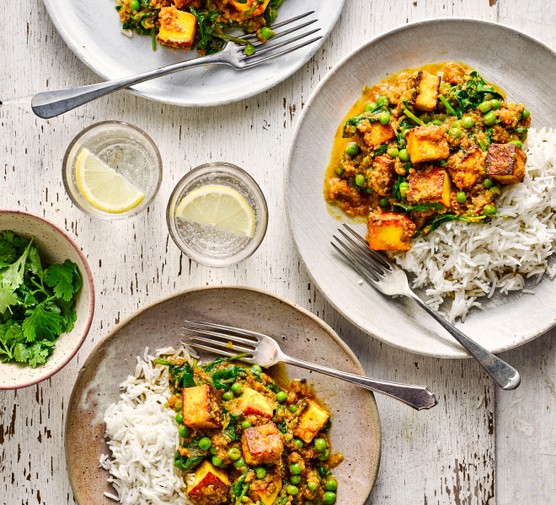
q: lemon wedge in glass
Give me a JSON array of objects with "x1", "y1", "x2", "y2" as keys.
[
  {"x1": 175, "y1": 185, "x2": 256, "y2": 237},
  {"x1": 75, "y1": 148, "x2": 145, "y2": 213}
]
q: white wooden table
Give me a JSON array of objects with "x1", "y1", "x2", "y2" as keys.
[{"x1": 1, "y1": 1, "x2": 555, "y2": 504}]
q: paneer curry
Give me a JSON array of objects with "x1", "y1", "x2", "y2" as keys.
[
  {"x1": 115, "y1": 0, "x2": 284, "y2": 53},
  {"x1": 325, "y1": 62, "x2": 531, "y2": 251},
  {"x1": 156, "y1": 354, "x2": 342, "y2": 505}
]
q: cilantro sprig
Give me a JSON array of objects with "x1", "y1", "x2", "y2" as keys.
[{"x1": 0, "y1": 231, "x2": 82, "y2": 368}]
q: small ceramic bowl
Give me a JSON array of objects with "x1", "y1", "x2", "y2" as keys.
[{"x1": 0, "y1": 210, "x2": 95, "y2": 389}]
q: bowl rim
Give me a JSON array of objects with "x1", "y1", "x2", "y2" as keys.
[{"x1": 0, "y1": 209, "x2": 95, "y2": 389}]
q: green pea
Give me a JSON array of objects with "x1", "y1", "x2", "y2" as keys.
[
  {"x1": 288, "y1": 405, "x2": 298, "y2": 413},
  {"x1": 521, "y1": 109, "x2": 530, "y2": 120},
  {"x1": 130, "y1": 0, "x2": 141, "y2": 11},
  {"x1": 250, "y1": 364, "x2": 262, "y2": 374},
  {"x1": 398, "y1": 148, "x2": 410, "y2": 162},
  {"x1": 478, "y1": 101, "x2": 493, "y2": 113},
  {"x1": 307, "y1": 481, "x2": 318, "y2": 492},
  {"x1": 355, "y1": 174, "x2": 366, "y2": 187},
  {"x1": 228, "y1": 447, "x2": 241, "y2": 460},
  {"x1": 255, "y1": 466, "x2": 267, "y2": 479},
  {"x1": 483, "y1": 111, "x2": 497, "y2": 126},
  {"x1": 490, "y1": 186, "x2": 501, "y2": 198},
  {"x1": 449, "y1": 127, "x2": 462, "y2": 138},
  {"x1": 290, "y1": 475, "x2": 302, "y2": 485},
  {"x1": 244, "y1": 44, "x2": 255, "y2": 56},
  {"x1": 259, "y1": 26, "x2": 274, "y2": 40},
  {"x1": 376, "y1": 96, "x2": 389, "y2": 108},
  {"x1": 276, "y1": 391, "x2": 287, "y2": 403},
  {"x1": 289, "y1": 462, "x2": 302, "y2": 475},
  {"x1": 210, "y1": 447, "x2": 217, "y2": 455},
  {"x1": 456, "y1": 191, "x2": 467, "y2": 204},
  {"x1": 508, "y1": 139, "x2": 523, "y2": 149},
  {"x1": 483, "y1": 204, "x2": 497, "y2": 215},
  {"x1": 490, "y1": 99, "x2": 500, "y2": 110},
  {"x1": 234, "y1": 457, "x2": 246, "y2": 469},
  {"x1": 317, "y1": 449, "x2": 330, "y2": 461},
  {"x1": 324, "y1": 477, "x2": 338, "y2": 492},
  {"x1": 431, "y1": 119, "x2": 443, "y2": 126},
  {"x1": 323, "y1": 491, "x2": 337, "y2": 504},
  {"x1": 387, "y1": 147, "x2": 399, "y2": 158},
  {"x1": 379, "y1": 197, "x2": 389, "y2": 209},
  {"x1": 314, "y1": 438, "x2": 327, "y2": 452},
  {"x1": 345, "y1": 142, "x2": 360, "y2": 157},
  {"x1": 483, "y1": 178, "x2": 493, "y2": 189},
  {"x1": 364, "y1": 101, "x2": 376, "y2": 112},
  {"x1": 241, "y1": 420, "x2": 252, "y2": 429},
  {"x1": 286, "y1": 485, "x2": 299, "y2": 495},
  {"x1": 198, "y1": 437, "x2": 212, "y2": 451},
  {"x1": 211, "y1": 456, "x2": 223, "y2": 467},
  {"x1": 178, "y1": 425, "x2": 189, "y2": 438},
  {"x1": 222, "y1": 390, "x2": 234, "y2": 401},
  {"x1": 462, "y1": 116, "x2": 474, "y2": 129},
  {"x1": 399, "y1": 181, "x2": 409, "y2": 198},
  {"x1": 294, "y1": 438, "x2": 304, "y2": 449},
  {"x1": 378, "y1": 111, "x2": 391, "y2": 125},
  {"x1": 175, "y1": 412, "x2": 184, "y2": 425},
  {"x1": 231, "y1": 382, "x2": 243, "y2": 395}
]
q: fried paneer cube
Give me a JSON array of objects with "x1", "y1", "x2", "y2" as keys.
[
  {"x1": 366, "y1": 211, "x2": 416, "y2": 252},
  {"x1": 186, "y1": 460, "x2": 230, "y2": 505},
  {"x1": 229, "y1": 0, "x2": 271, "y2": 18},
  {"x1": 367, "y1": 155, "x2": 396, "y2": 196},
  {"x1": 248, "y1": 467, "x2": 283, "y2": 505},
  {"x1": 293, "y1": 400, "x2": 330, "y2": 443},
  {"x1": 357, "y1": 121, "x2": 396, "y2": 148},
  {"x1": 406, "y1": 125, "x2": 450, "y2": 164},
  {"x1": 157, "y1": 7, "x2": 197, "y2": 50},
  {"x1": 408, "y1": 166, "x2": 451, "y2": 207},
  {"x1": 412, "y1": 70, "x2": 441, "y2": 111},
  {"x1": 241, "y1": 423, "x2": 284, "y2": 466},
  {"x1": 182, "y1": 384, "x2": 223, "y2": 430},
  {"x1": 237, "y1": 387, "x2": 275, "y2": 418},
  {"x1": 447, "y1": 148, "x2": 486, "y2": 190},
  {"x1": 486, "y1": 143, "x2": 526, "y2": 184}
]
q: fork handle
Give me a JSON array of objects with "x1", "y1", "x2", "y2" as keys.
[
  {"x1": 31, "y1": 50, "x2": 227, "y2": 119},
  {"x1": 408, "y1": 293, "x2": 521, "y2": 390},
  {"x1": 281, "y1": 355, "x2": 437, "y2": 410}
]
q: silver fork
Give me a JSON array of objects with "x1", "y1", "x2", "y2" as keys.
[
  {"x1": 31, "y1": 11, "x2": 321, "y2": 119},
  {"x1": 182, "y1": 319, "x2": 438, "y2": 411},
  {"x1": 331, "y1": 224, "x2": 521, "y2": 391}
]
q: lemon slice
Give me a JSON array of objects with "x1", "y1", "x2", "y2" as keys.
[
  {"x1": 75, "y1": 148, "x2": 145, "y2": 213},
  {"x1": 175, "y1": 185, "x2": 256, "y2": 237}
]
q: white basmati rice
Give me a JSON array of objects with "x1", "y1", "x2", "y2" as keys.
[
  {"x1": 100, "y1": 348, "x2": 191, "y2": 505},
  {"x1": 392, "y1": 127, "x2": 556, "y2": 322}
]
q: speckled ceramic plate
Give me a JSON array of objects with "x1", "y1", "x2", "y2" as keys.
[
  {"x1": 41, "y1": 0, "x2": 345, "y2": 106},
  {"x1": 65, "y1": 286, "x2": 381, "y2": 505},
  {"x1": 286, "y1": 18, "x2": 556, "y2": 358}
]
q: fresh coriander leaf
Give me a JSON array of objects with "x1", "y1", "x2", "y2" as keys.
[
  {"x1": 0, "y1": 286, "x2": 19, "y2": 313},
  {"x1": 0, "y1": 239, "x2": 32, "y2": 292},
  {"x1": 45, "y1": 261, "x2": 79, "y2": 301},
  {"x1": 27, "y1": 245, "x2": 44, "y2": 279},
  {"x1": 27, "y1": 340, "x2": 55, "y2": 368},
  {"x1": 21, "y1": 303, "x2": 65, "y2": 342}
]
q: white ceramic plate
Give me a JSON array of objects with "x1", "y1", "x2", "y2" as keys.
[
  {"x1": 42, "y1": 0, "x2": 345, "y2": 106},
  {"x1": 286, "y1": 18, "x2": 556, "y2": 358},
  {"x1": 65, "y1": 287, "x2": 381, "y2": 505}
]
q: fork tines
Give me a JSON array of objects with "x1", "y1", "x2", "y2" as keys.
[
  {"x1": 242, "y1": 11, "x2": 322, "y2": 66},
  {"x1": 331, "y1": 224, "x2": 392, "y2": 281},
  {"x1": 182, "y1": 320, "x2": 258, "y2": 361}
]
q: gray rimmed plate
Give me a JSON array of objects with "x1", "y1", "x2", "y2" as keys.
[
  {"x1": 65, "y1": 286, "x2": 381, "y2": 505},
  {"x1": 286, "y1": 18, "x2": 556, "y2": 358},
  {"x1": 41, "y1": 0, "x2": 345, "y2": 106}
]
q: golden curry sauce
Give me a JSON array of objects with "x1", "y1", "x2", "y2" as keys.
[{"x1": 324, "y1": 62, "x2": 530, "y2": 251}]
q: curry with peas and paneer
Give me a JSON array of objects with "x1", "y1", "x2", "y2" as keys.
[
  {"x1": 325, "y1": 62, "x2": 531, "y2": 251},
  {"x1": 115, "y1": 0, "x2": 284, "y2": 54},
  {"x1": 156, "y1": 354, "x2": 342, "y2": 505}
]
